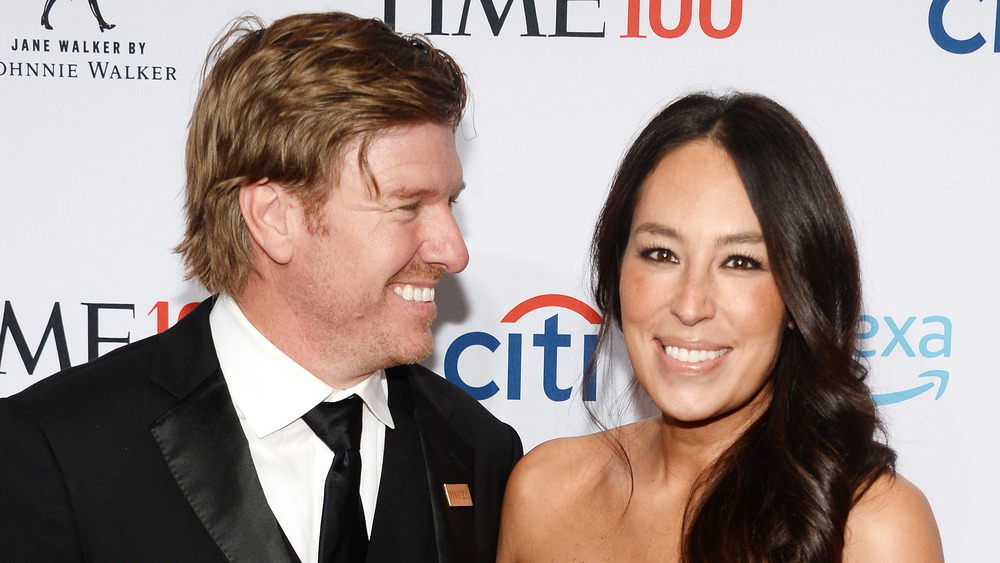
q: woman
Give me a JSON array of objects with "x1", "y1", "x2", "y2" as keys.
[{"x1": 497, "y1": 93, "x2": 944, "y2": 562}]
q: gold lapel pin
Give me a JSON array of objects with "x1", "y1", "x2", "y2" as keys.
[{"x1": 443, "y1": 483, "x2": 473, "y2": 507}]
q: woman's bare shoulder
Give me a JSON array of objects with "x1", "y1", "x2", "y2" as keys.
[
  {"x1": 497, "y1": 427, "x2": 638, "y2": 562},
  {"x1": 505, "y1": 430, "x2": 622, "y2": 504},
  {"x1": 843, "y1": 472, "x2": 944, "y2": 562}
]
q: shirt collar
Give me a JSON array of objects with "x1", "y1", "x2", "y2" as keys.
[{"x1": 209, "y1": 293, "x2": 394, "y2": 437}]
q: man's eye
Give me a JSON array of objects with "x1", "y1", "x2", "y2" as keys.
[
  {"x1": 724, "y1": 255, "x2": 762, "y2": 270},
  {"x1": 398, "y1": 202, "x2": 420, "y2": 212},
  {"x1": 641, "y1": 248, "x2": 677, "y2": 263}
]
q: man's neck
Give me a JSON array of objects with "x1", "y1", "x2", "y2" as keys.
[{"x1": 231, "y1": 283, "x2": 375, "y2": 390}]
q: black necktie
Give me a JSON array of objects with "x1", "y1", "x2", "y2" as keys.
[{"x1": 302, "y1": 395, "x2": 369, "y2": 563}]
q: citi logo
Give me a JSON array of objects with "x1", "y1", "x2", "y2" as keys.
[
  {"x1": 444, "y1": 294, "x2": 601, "y2": 402},
  {"x1": 929, "y1": 0, "x2": 1000, "y2": 53}
]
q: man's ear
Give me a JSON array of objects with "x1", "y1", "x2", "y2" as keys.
[{"x1": 239, "y1": 180, "x2": 299, "y2": 265}]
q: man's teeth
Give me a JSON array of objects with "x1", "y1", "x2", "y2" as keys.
[
  {"x1": 394, "y1": 284, "x2": 435, "y2": 303},
  {"x1": 664, "y1": 346, "x2": 727, "y2": 363}
]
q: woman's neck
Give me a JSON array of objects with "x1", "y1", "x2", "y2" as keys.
[{"x1": 636, "y1": 383, "x2": 773, "y2": 488}]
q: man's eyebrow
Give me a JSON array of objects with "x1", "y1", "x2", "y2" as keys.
[
  {"x1": 385, "y1": 183, "x2": 466, "y2": 200},
  {"x1": 386, "y1": 187, "x2": 435, "y2": 200}
]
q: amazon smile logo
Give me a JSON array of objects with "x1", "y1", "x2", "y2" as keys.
[{"x1": 872, "y1": 370, "x2": 948, "y2": 406}]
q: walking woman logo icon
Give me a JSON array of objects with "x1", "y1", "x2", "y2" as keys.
[{"x1": 40, "y1": 0, "x2": 115, "y2": 33}]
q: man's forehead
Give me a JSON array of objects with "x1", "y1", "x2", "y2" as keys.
[{"x1": 329, "y1": 122, "x2": 462, "y2": 198}]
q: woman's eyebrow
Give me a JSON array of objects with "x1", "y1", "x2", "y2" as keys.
[
  {"x1": 633, "y1": 222, "x2": 681, "y2": 241},
  {"x1": 717, "y1": 232, "x2": 765, "y2": 246}
]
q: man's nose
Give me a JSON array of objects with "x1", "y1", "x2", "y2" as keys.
[{"x1": 421, "y1": 207, "x2": 469, "y2": 274}]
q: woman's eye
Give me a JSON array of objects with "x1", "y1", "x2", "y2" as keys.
[
  {"x1": 724, "y1": 255, "x2": 762, "y2": 270},
  {"x1": 641, "y1": 248, "x2": 677, "y2": 263}
]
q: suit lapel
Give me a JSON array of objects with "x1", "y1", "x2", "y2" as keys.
[
  {"x1": 148, "y1": 299, "x2": 297, "y2": 563},
  {"x1": 151, "y1": 370, "x2": 297, "y2": 563},
  {"x1": 367, "y1": 373, "x2": 437, "y2": 562},
  {"x1": 382, "y1": 367, "x2": 478, "y2": 563}
]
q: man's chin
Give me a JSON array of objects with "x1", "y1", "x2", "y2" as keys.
[{"x1": 384, "y1": 334, "x2": 434, "y2": 368}]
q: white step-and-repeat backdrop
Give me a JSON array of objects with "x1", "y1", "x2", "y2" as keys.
[{"x1": 2, "y1": 1, "x2": 995, "y2": 558}]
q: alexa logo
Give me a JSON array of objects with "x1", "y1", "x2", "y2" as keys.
[
  {"x1": 857, "y1": 314, "x2": 952, "y2": 406},
  {"x1": 444, "y1": 294, "x2": 601, "y2": 402}
]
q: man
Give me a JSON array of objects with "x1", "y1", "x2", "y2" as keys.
[{"x1": 0, "y1": 12, "x2": 522, "y2": 563}]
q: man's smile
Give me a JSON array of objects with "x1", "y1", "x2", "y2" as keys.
[{"x1": 393, "y1": 284, "x2": 436, "y2": 303}]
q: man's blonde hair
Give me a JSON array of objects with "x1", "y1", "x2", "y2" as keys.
[{"x1": 177, "y1": 12, "x2": 467, "y2": 295}]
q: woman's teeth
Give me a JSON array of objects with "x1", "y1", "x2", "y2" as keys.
[{"x1": 664, "y1": 345, "x2": 727, "y2": 363}]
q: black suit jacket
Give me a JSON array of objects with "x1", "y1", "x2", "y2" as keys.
[{"x1": 0, "y1": 300, "x2": 522, "y2": 562}]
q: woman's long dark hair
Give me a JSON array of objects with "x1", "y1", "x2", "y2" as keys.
[{"x1": 589, "y1": 92, "x2": 895, "y2": 561}]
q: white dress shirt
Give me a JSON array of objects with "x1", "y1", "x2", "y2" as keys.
[{"x1": 209, "y1": 294, "x2": 395, "y2": 563}]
